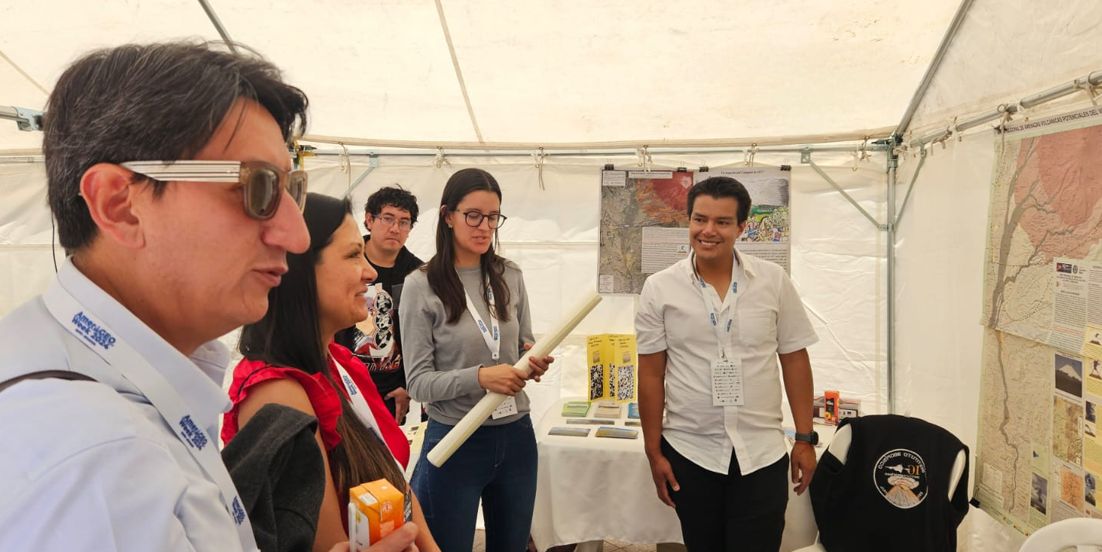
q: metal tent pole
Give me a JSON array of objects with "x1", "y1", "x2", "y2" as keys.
[
  {"x1": 886, "y1": 138, "x2": 900, "y2": 413},
  {"x1": 894, "y1": 0, "x2": 975, "y2": 137},
  {"x1": 197, "y1": 0, "x2": 237, "y2": 52},
  {"x1": 886, "y1": 0, "x2": 973, "y2": 413}
]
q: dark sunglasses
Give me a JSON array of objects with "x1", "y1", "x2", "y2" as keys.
[{"x1": 121, "y1": 160, "x2": 307, "y2": 220}]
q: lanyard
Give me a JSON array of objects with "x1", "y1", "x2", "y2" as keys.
[
  {"x1": 330, "y1": 356, "x2": 412, "y2": 520},
  {"x1": 330, "y1": 356, "x2": 386, "y2": 441},
  {"x1": 464, "y1": 286, "x2": 500, "y2": 361},
  {"x1": 692, "y1": 252, "x2": 740, "y2": 359},
  {"x1": 42, "y1": 283, "x2": 258, "y2": 551}
]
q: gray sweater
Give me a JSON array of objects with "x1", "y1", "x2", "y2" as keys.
[{"x1": 399, "y1": 261, "x2": 534, "y2": 425}]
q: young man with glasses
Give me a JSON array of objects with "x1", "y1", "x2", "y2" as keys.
[
  {"x1": 336, "y1": 186, "x2": 424, "y2": 423},
  {"x1": 0, "y1": 42, "x2": 417, "y2": 551}
]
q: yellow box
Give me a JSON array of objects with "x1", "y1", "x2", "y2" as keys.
[
  {"x1": 587, "y1": 334, "x2": 638, "y2": 403},
  {"x1": 348, "y1": 479, "x2": 404, "y2": 550}
]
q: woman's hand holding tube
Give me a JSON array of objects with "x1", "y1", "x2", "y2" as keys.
[{"x1": 477, "y1": 364, "x2": 526, "y2": 395}]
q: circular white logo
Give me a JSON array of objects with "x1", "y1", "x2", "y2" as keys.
[{"x1": 873, "y1": 448, "x2": 928, "y2": 509}]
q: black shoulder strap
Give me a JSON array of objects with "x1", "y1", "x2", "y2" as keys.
[{"x1": 0, "y1": 370, "x2": 95, "y2": 393}]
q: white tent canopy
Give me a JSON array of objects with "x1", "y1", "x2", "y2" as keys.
[
  {"x1": 1, "y1": 0, "x2": 967, "y2": 150},
  {"x1": 4, "y1": 1, "x2": 1102, "y2": 550}
]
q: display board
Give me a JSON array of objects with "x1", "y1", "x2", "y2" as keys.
[
  {"x1": 586, "y1": 333, "x2": 638, "y2": 402},
  {"x1": 598, "y1": 166, "x2": 791, "y2": 294},
  {"x1": 975, "y1": 107, "x2": 1102, "y2": 533}
]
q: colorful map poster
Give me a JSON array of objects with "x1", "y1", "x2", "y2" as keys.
[
  {"x1": 975, "y1": 106, "x2": 1102, "y2": 535},
  {"x1": 598, "y1": 167, "x2": 791, "y2": 294}
]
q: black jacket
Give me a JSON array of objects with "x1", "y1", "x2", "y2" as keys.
[
  {"x1": 222, "y1": 404, "x2": 326, "y2": 552},
  {"x1": 809, "y1": 415, "x2": 970, "y2": 552}
]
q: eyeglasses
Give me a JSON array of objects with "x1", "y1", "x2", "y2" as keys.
[
  {"x1": 121, "y1": 160, "x2": 307, "y2": 220},
  {"x1": 372, "y1": 214, "x2": 413, "y2": 231},
  {"x1": 458, "y1": 210, "x2": 507, "y2": 229}
]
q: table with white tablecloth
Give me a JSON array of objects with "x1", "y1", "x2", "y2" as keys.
[{"x1": 531, "y1": 399, "x2": 833, "y2": 551}]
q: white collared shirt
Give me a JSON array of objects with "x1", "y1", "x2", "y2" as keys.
[
  {"x1": 635, "y1": 251, "x2": 818, "y2": 475},
  {"x1": 0, "y1": 260, "x2": 252, "y2": 551}
]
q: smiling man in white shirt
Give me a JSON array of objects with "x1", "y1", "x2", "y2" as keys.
[
  {"x1": 0, "y1": 42, "x2": 418, "y2": 551},
  {"x1": 636, "y1": 176, "x2": 818, "y2": 552}
]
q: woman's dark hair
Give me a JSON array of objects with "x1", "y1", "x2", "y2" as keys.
[
  {"x1": 239, "y1": 192, "x2": 405, "y2": 495},
  {"x1": 425, "y1": 168, "x2": 511, "y2": 324}
]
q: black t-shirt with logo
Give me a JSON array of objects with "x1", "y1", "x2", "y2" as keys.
[{"x1": 334, "y1": 235, "x2": 423, "y2": 414}]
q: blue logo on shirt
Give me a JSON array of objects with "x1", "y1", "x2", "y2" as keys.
[
  {"x1": 732, "y1": 282, "x2": 738, "y2": 293},
  {"x1": 342, "y1": 373, "x2": 359, "y2": 396},
  {"x1": 178, "y1": 415, "x2": 208, "y2": 450},
  {"x1": 709, "y1": 313, "x2": 718, "y2": 326},
  {"x1": 232, "y1": 496, "x2": 247, "y2": 525},
  {"x1": 71, "y1": 311, "x2": 117, "y2": 351}
]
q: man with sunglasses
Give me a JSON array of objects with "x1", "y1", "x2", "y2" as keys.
[
  {"x1": 336, "y1": 186, "x2": 424, "y2": 424},
  {"x1": 0, "y1": 42, "x2": 417, "y2": 551}
]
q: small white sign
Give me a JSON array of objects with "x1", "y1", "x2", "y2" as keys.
[
  {"x1": 711, "y1": 358, "x2": 744, "y2": 406},
  {"x1": 601, "y1": 171, "x2": 627, "y2": 187},
  {"x1": 598, "y1": 274, "x2": 615, "y2": 293},
  {"x1": 491, "y1": 396, "x2": 519, "y2": 419},
  {"x1": 627, "y1": 170, "x2": 674, "y2": 180}
]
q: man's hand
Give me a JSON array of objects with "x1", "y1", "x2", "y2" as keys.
[
  {"x1": 522, "y1": 343, "x2": 554, "y2": 382},
  {"x1": 647, "y1": 452, "x2": 680, "y2": 508},
  {"x1": 791, "y1": 442, "x2": 817, "y2": 495},
  {"x1": 386, "y1": 387, "x2": 411, "y2": 422}
]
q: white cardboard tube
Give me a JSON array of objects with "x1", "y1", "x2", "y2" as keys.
[{"x1": 427, "y1": 292, "x2": 603, "y2": 467}]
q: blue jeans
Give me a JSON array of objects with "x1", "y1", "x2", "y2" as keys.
[{"x1": 412, "y1": 416, "x2": 537, "y2": 552}]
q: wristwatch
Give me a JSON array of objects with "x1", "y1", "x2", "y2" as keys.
[{"x1": 794, "y1": 431, "x2": 819, "y2": 446}]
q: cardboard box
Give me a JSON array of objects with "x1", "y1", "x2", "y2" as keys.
[
  {"x1": 586, "y1": 334, "x2": 638, "y2": 402},
  {"x1": 823, "y1": 390, "x2": 840, "y2": 424},
  {"x1": 812, "y1": 395, "x2": 861, "y2": 423},
  {"x1": 348, "y1": 479, "x2": 404, "y2": 550}
]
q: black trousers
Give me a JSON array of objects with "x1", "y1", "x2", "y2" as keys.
[{"x1": 661, "y1": 438, "x2": 789, "y2": 552}]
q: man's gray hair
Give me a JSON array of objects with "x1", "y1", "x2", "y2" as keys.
[{"x1": 43, "y1": 41, "x2": 309, "y2": 252}]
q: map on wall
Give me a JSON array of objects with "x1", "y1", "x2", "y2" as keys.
[
  {"x1": 975, "y1": 107, "x2": 1102, "y2": 535},
  {"x1": 598, "y1": 166, "x2": 791, "y2": 294}
]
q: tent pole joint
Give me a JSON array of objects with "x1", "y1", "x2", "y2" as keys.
[
  {"x1": 347, "y1": 160, "x2": 378, "y2": 195},
  {"x1": 1, "y1": 106, "x2": 44, "y2": 132}
]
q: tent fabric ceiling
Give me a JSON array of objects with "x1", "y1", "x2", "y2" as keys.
[
  {"x1": 909, "y1": 0, "x2": 1102, "y2": 134},
  {"x1": 1, "y1": 0, "x2": 963, "y2": 150}
]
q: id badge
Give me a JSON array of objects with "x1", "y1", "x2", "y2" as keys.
[
  {"x1": 711, "y1": 357, "x2": 744, "y2": 407},
  {"x1": 491, "y1": 396, "x2": 519, "y2": 419}
]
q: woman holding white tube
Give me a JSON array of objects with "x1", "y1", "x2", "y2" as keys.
[{"x1": 400, "y1": 168, "x2": 552, "y2": 552}]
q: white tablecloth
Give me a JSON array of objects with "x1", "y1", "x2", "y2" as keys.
[{"x1": 531, "y1": 399, "x2": 833, "y2": 551}]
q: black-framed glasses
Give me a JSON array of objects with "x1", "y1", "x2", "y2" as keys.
[
  {"x1": 121, "y1": 160, "x2": 307, "y2": 220},
  {"x1": 459, "y1": 210, "x2": 507, "y2": 229},
  {"x1": 372, "y1": 213, "x2": 413, "y2": 231}
]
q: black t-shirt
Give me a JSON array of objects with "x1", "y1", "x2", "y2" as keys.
[{"x1": 334, "y1": 235, "x2": 424, "y2": 400}]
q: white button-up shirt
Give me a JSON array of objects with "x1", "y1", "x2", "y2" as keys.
[
  {"x1": 636, "y1": 251, "x2": 818, "y2": 476},
  {"x1": 0, "y1": 260, "x2": 252, "y2": 551}
]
